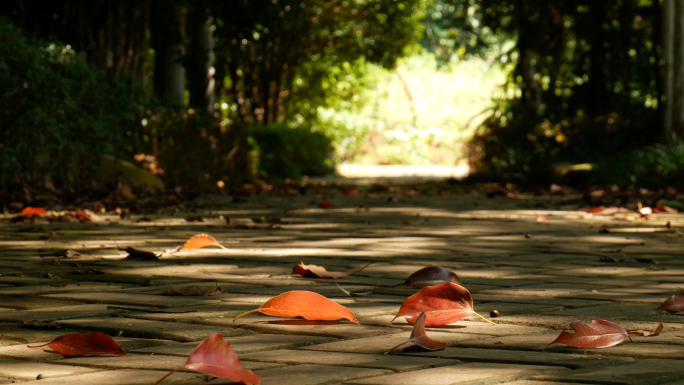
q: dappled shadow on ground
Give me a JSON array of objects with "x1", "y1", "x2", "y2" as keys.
[{"x1": 0, "y1": 182, "x2": 682, "y2": 384}]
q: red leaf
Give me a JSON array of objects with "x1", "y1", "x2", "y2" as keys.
[
  {"x1": 293, "y1": 261, "x2": 350, "y2": 279},
  {"x1": 233, "y1": 291, "x2": 359, "y2": 324},
  {"x1": 386, "y1": 311, "x2": 446, "y2": 354},
  {"x1": 319, "y1": 200, "x2": 333, "y2": 208},
  {"x1": 182, "y1": 234, "x2": 226, "y2": 250},
  {"x1": 154, "y1": 334, "x2": 260, "y2": 385},
  {"x1": 28, "y1": 332, "x2": 127, "y2": 357},
  {"x1": 549, "y1": 320, "x2": 630, "y2": 348},
  {"x1": 657, "y1": 292, "x2": 684, "y2": 312},
  {"x1": 20, "y1": 207, "x2": 47, "y2": 216},
  {"x1": 393, "y1": 282, "x2": 492, "y2": 327},
  {"x1": 344, "y1": 187, "x2": 359, "y2": 195},
  {"x1": 399, "y1": 266, "x2": 461, "y2": 288},
  {"x1": 75, "y1": 209, "x2": 91, "y2": 222}
]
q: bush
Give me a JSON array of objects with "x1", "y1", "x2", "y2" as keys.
[
  {"x1": 0, "y1": 17, "x2": 142, "y2": 190},
  {"x1": 250, "y1": 124, "x2": 334, "y2": 181}
]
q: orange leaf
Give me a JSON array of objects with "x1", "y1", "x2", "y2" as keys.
[
  {"x1": 657, "y1": 292, "x2": 684, "y2": 312},
  {"x1": 75, "y1": 209, "x2": 91, "y2": 222},
  {"x1": 386, "y1": 311, "x2": 446, "y2": 354},
  {"x1": 549, "y1": 320, "x2": 630, "y2": 348},
  {"x1": 319, "y1": 200, "x2": 333, "y2": 208},
  {"x1": 20, "y1": 207, "x2": 47, "y2": 216},
  {"x1": 154, "y1": 334, "x2": 259, "y2": 385},
  {"x1": 233, "y1": 291, "x2": 359, "y2": 324},
  {"x1": 182, "y1": 234, "x2": 226, "y2": 250},
  {"x1": 28, "y1": 332, "x2": 127, "y2": 357},
  {"x1": 393, "y1": 282, "x2": 492, "y2": 326}
]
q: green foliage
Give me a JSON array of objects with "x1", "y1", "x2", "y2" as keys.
[
  {"x1": 250, "y1": 124, "x2": 333, "y2": 181},
  {"x1": 0, "y1": 17, "x2": 142, "y2": 189},
  {"x1": 466, "y1": 0, "x2": 663, "y2": 184},
  {"x1": 212, "y1": 0, "x2": 427, "y2": 126}
]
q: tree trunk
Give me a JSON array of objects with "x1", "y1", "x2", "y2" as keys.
[
  {"x1": 663, "y1": 0, "x2": 684, "y2": 137},
  {"x1": 187, "y1": 7, "x2": 215, "y2": 115},
  {"x1": 150, "y1": 1, "x2": 185, "y2": 105}
]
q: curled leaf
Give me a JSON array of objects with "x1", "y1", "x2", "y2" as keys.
[
  {"x1": 393, "y1": 282, "x2": 493, "y2": 327},
  {"x1": 122, "y1": 247, "x2": 159, "y2": 261},
  {"x1": 549, "y1": 320, "x2": 630, "y2": 348},
  {"x1": 28, "y1": 332, "x2": 127, "y2": 357},
  {"x1": 657, "y1": 292, "x2": 684, "y2": 313},
  {"x1": 183, "y1": 234, "x2": 227, "y2": 250},
  {"x1": 293, "y1": 261, "x2": 350, "y2": 279},
  {"x1": 386, "y1": 311, "x2": 446, "y2": 354},
  {"x1": 628, "y1": 312, "x2": 663, "y2": 337},
  {"x1": 398, "y1": 266, "x2": 461, "y2": 288},
  {"x1": 154, "y1": 334, "x2": 259, "y2": 385},
  {"x1": 234, "y1": 291, "x2": 359, "y2": 324},
  {"x1": 161, "y1": 285, "x2": 223, "y2": 296}
]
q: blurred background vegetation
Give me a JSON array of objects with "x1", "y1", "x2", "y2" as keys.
[{"x1": 2, "y1": 0, "x2": 684, "y2": 194}]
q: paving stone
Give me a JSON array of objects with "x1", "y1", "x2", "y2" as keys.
[
  {"x1": 0, "y1": 358, "x2": 99, "y2": 381},
  {"x1": 133, "y1": 333, "x2": 337, "y2": 355},
  {"x1": 40, "y1": 292, "x2": 223, "y2": 308},
  {"x1": 479, "y1": 283, "x2": 610, "y2": 298},
  {"x1": 0, "y1": 304, "x2": 116, "y2": 322},
  {"x1": 533, "y1": 359, "x2": 684, "y2": 384},
  {"x1": 253, "y1": 364, "x2": 391, "y2": 385},
  {"x1": 227, "y1": 318, "x2": 401, "y2": 339},
  {"x1": 241, "y1": 349, "x2": 461, "y2": 372},
  {"x1": 301, "y1": 332, "x2": 492, "y2": 354},
  {"x1": 16, "y1": 369, "x2": 200, "y2": 385},
  {"x1": 0, "y1": 297, "x2": 83, "y2": 310},
  {"x1": 52, "y1": 353, "x2": 281, "y2": 371},
  {"x1": 57, "y1": 317, "x2": 251, "y2": 342},
  {"x1": 344, "y1": 362, "x2": 568, "y2": 385},
  {"x1": 566, "y1": 342, "x2": 684, "y2": 359},
  {"x1": 407, "y1": 347, "x2": 634, "y2": 369},
  {"x1": 0, "y1": 282, "x2": 133, "y2": 296}
]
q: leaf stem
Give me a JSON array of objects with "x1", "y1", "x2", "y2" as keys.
[
  {"x1": 153, "y1": 366, "x2": 185, "y2": 385},
  {"x1": 473, "y1": 311, "x2": 496, "y2": 325},
  {"x1": 233, "y1": 309, "x2": 260, "y2": 322}
]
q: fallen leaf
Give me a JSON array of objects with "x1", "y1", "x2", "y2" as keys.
[
  {"x1": 657, "y1": 292, "x2": 684, "y2": 312},
  {"x1": 393, "y1": 282, "x2": 493, "y2": 326},
  {"x1": 386, "y1": 311, "x2": 446, "y2": 354},
  {"x1": 628, "y1": 312, "x2": 663, "y2": 337},
  {"x1": 344, "y1": 187, "x2": 359, "y2": 195},
  {"x1": 336, "y1": 282, "x2": 378, "y2": 297},
  {"x1": 182, "y1": 234, "x2": 227, "y2": 250},
  {"x1": 20, "y1": 207, "x2": 47, "y2": 216},
  {"x1": 122, "y1": 247, "x2": 159, "y2": 261},
  {"x1": 186, "y1": 215, "x2": 204, "y2": 222},
  {"x1": 293, "y1": 261, "x2": 349, "y2": 279},
  {"x1": 28, "y1": 332, "x2": 127, "y2": 357},
  {"x1": 39, "y1": 249, "x2": 81, "y2": 259},
  {"x1": 161, "y1": 285, "x2": 223, "y2": 296},
  {"x1": 549, "y1": 320, "x2": 631, "y2": 348},
  {"x1": 23, "y1": 320, "x2": 63, "y2": 330},
  {"x1": 75, "y1": 209, "x2": 91, "y2": 222},
  {"x1": 319, "y1": 200, "x2": 333, "y2": 208},
  {"x1": 233, "y1": 291, "x2": 359, "y2": 324},
  {"x1": 153, "y1": 334, "x2": 260, "y2": 385},
  {"x1": 398, "y1": 266, "x2": 461, "y2": 288}
]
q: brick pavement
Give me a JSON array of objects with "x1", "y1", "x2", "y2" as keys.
[{"x1": 1, "y1": 183, "x2": 683, "y2": 384}]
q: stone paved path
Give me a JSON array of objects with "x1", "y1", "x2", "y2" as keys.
[{"x1": 1, "y1": 182, "x2": 683, "y2": 384}]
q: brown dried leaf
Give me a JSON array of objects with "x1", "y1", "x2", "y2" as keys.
[
  {"x1": 122, "y1": 247, "x2": 159, "y2": 261},
  {"x1": 628, "y1": 312, "x2": 663, "y2": 337},
  {"x1": 386, "y1": 311, "x2": 446, "y2": 354}
]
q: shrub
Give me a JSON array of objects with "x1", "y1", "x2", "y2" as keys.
[
  {"x1": 0, "y1": 17, "x2": 142, "y2": 190},
  {"x1": 250, "y1": 124, "x2": 334, "y2": 181}
]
